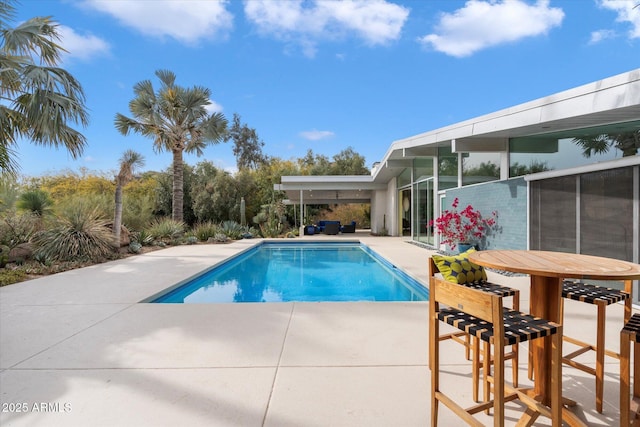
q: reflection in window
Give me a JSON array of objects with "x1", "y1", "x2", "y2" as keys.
[
  {"x1": 413, "y1": 157, "x2": 433, "y2": 182},
  {"x1": 573, "y1": 130, "x2": 639, "y2": 159},
  {"x1": 462, "y1": 152, "x2": 500, "y2": 186},
  {"x1": 510, "y1": 121, "x2": 640, "y2": 177},
  {"x1": 438, "y1": 143, "x2": 457, "y2": 190}
]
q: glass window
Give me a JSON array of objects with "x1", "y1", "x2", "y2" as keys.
[
  {"x1": 397, "y1": 168, "x2": 411, "y2": 188},
  {"x1": 438, "y1": 143, "x2": 458, "y2": 190},
  {"x1": 510, "y1": 121, "x2": 640, "y2": 177},
  {"x1": 413, "y1": 157, "x2": 434, "y2": 182},
  {"x1": 462, "y1": 152, "x2": 501, "y2": 186}
]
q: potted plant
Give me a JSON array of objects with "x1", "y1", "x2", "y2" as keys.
[{"x1": 429, "y1": 198, "x2": 497, "y2": 252}]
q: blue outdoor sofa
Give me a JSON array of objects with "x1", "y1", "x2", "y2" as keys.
[{"x1": 313, "y1": 220, "x2": 356, "y2": 234}]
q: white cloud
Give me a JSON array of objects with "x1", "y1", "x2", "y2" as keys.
[
  {"x1": 58, "y1": 25, "x2": 110, "y2": 62},
  {"x1": 597, "y1": 0, "x2": 640, "y2": 39},
  {"x1": 418, "y1": 0, "x2": 564, "y2": 57},
  {"x1": 82, "y1": 0, "x2": 233, "y2": 44},
  {"x1": 243, "y1": 0, "x2": 409, "y2": 57},
  {"x1": 299, "y1": 129, "x2": 335, "y2": 140},
  {"x1": 589, "y1": 29, "x2": 617, "y2": 44},
  {"x1": 205, "y1": 100, "x2": 224, "y2": 114}
]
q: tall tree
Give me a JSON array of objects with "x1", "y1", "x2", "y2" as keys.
[
  {"x1": 114, "y1": 70, "x2": 227, "y2": 222},
  {"x1": 299, "y1": 149, "x2": 331, "y2": 175},
  {"x1": 113, "y1": 149, "x2": 144, "y2": 247},
  {"x1": 330, "y1": 147, "x2": 369, "y2": 175},
  {"x1": 0, "y1": 0, "x2": 89, "y2": 176},
  {"x1": 225, "y1": 113, "x2": 267, "y2": 170}
]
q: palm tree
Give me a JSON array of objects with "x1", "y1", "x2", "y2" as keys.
[
  {"x1": 115, "y1": 70, "x2": 227, "y2": 222},
  {"x1": 0, "y1": 0, "x2": 89, "y2": 176},
  {"x1": 113, "y1": 149, "x2": 144, "y2": 248}
]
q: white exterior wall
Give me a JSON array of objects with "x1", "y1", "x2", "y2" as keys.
[
  {"x1": 369, "y1": 190, "x2": 386, "y2": 234},
  {"x1": 387, "y1": 178, "x2": 398, "y2": 236}
]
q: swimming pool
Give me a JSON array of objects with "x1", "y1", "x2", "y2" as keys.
[{"x1": 152, "y1": 242, "x2": 429, "y2": 303}]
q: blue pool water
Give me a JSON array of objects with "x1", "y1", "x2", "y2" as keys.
[{"x1": 152, "y1": 242, "x2": 429, "y2": 303}]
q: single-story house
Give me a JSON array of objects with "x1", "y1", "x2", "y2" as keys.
[{"x1": 276, "y1": 69, "x2": 640, "y2": 300}]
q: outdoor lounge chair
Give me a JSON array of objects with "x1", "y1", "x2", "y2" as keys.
[
  {"x1": 323, "y1": 222, "x2": 340, "y2": 235},
  {"x1": 341, "y1": 221, "x2": 356, "y2": 233}
]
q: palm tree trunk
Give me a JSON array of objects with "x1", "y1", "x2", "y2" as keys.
[
  {"x1": 172, "y1": 148, "x2": 184, "y2": 222},
  {"x1": 113, "y1": 182, "x2": 122, "y2": 248},
  {"x1": 113, "y1": 183, "x2": 123, "y2": 248}
]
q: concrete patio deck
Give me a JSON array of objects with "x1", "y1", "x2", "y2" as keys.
[{"x1": 0, "y1": 235, "x2": 634, "y2": 426}]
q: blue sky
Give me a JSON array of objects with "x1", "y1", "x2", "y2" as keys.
[{"x1": 12, "y1": 0, "x2": 640, "y2": 178}]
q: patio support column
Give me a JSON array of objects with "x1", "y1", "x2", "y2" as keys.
[{"x1": 299, "y1": 190, "x2": 304, "y2": 236}]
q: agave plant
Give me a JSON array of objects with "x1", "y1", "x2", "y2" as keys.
[
  {"x1": 221, "y1": 220, "x2": 244, "y2": 240},
  {"x1": 32, "y1": 206, "x2": 113, "y2": 262},
  {"x1": 145, "y1": 217, "x2": 185, "y2": 244},
  {"x1": 130, "y1": 229, "x2": 154, "y2": 246}
]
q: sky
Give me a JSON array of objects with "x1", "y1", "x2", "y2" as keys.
[{"x1": 10, "y1": 0, "x2": 640, "y2": 178}]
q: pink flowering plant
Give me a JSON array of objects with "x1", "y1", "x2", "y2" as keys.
[{"x1": 429, "y1": 198, "x2": 498, "y2": 250}]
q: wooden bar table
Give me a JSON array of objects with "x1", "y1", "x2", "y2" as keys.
[{"x1": 468, "y1": 250, "x2": 640, "y2": 425}]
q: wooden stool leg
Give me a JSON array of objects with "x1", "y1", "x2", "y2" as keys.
[
  {"x1": 484, "y1": 340, "x2": 491, "y2": 415},
  {"x1": 551, "y1": 327, "x2": 562, "y2": 427},
  {"x1": 595, "y1": 304, "x2": 606, "y2": 413},
  {"x1": 431, "y1": 312, "x2": 439, "y2": 426},
  {"x1": 472, "y1": 336, "x2": 480, "y2": 402},
  {"x1": 621, "y1": 332, "x2": 630, "y2": 427},
  {"x1": 528, "y1": 345, "x2": 534, "y2": 381},
  {"x1": 512, "y1": 294, "x2": 519, "y2": 388}
]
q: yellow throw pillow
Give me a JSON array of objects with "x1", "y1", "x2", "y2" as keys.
[{"x1": 432, "y1": 248, "x2": 487, "y2": 284}]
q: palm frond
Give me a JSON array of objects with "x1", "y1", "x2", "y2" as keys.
[{"x1": 2, "y1": 16, "x2": 64, "y2": 66}]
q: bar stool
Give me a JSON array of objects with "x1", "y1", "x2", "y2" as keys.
[
  {"x1": 430, "y1": 278, "x2": 563, "y2": 426},
  {"x1": 620, "y1": 313, "x2": 640, "y2": 426},
  {"x1": 560, "y1": 279, "x2": 632, "y2": 413},
  {"x1": 429, "y1": 254, "x2": 520, "y2": 402}
]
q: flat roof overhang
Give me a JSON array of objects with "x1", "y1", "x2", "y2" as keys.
[
  {"x1": 276, "y1": 69, "x2": 640, "y2": 198},
  {"x1": 372, "y1": 69, "x2": 640, "y2": 182},
  {"x1": 274, "y1": 175, "x2": 386, "y2": 204}
]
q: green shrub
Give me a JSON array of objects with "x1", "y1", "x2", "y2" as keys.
[
  {"x1": 31, "y1": 206, "x2": 114, "y2": 262},
  {"x1": 0, "y1": 269, "x2": 26, "y2": 286},
  {"x1": 192, "y1": 221, "x2": 219, "y2": 241},
  {"x1": 16, "y1": 189, "x2": 53, "y2": 216},
  {"x1": 122, "y1": 194, "x2": 155, "y2": 233},
  {"x1": 56, "y1": 193, "x2": 111, "y2": 220},
  {"x1": 0, "y1": 211, "x2": 39, "y2": 250},
  {"x1": 0, "y1": 246, "x2": 8, "y2": 268},
  {"x1": 185, "y1": 236, "x2": 198, "y2": 245},
  {"x1": 145, "y1": 218, "x2": 185, "y2": 243}
]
